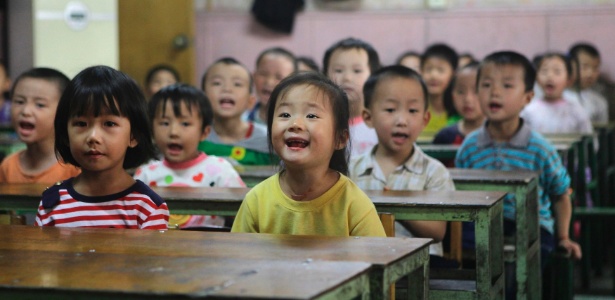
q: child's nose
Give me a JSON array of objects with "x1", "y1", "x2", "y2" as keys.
[{"x1": 86, "y1": 126, "x2": 101, "y2": 144}]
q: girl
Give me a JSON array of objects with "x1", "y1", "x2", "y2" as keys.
[
  {"x1": 144, "y1": 64, "x2": 180, "y2": 100},
  {"x1": 421, "y1": 43, "x2": 460, "y2": 136},
  {"x1": 231, "y1": 72, "x2": 385, "y2": 237},
  {"x1": 35, "y1": 66, "x2": 169, "y2": 229}
]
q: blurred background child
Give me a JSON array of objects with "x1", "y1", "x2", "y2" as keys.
[
  {"x1": 144, "y1": 64, "x2": 180, "y2": 100},
  {"x1": 323, "y1": 37, "x2": 380, "y2": 157},
  {"x1": 458, "y1": 52, "x2": 477, "y2": 68},
  {"x1": 135, "y1": 84, "x2": 245, "y2": 229},
  {"x1": 296, "y1": 56, "x2": 319, "y2": 72},
  {"x1": 396, "y1": 50, "x2": 422, "y2": 74},
  {"x1": 37, "y1": 66, "x2": 167, "y2": 229},
  {"x1": 421, "y1": 43, "x2": 460, "y2": 136},
  {"x1": 0, "y1": 61, "x2": 12, "y2": 127},
  {"x1": 232, "y1": 71, "x2": 385, "y2": 237},
  {"x1": 0, "y1": 68, "x2": 79, "y2": 183},
  {"x1": 246, "y1": 47, "x2": 297, "y2": 125},
  {"x1": 522, "y1": 52, "x2": 593, "y2": 134},
  {"x1": 200, "y1": 57, "x2": 274, "y2": 165},
  {"x1": 565, "y1": 42, "x2": 609, "y2": 123}
]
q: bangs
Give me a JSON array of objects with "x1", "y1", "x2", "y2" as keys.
[
  {"x1": 158, "y1": 97, "x2": 194, "y2": 118},
  {"x1": 69, "y1": 86, "x2": 124, "y2": 118}
]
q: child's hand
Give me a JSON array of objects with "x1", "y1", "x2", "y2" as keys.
[{"x1": 558, "y1": 238, "x2": 582, "y2": 260}]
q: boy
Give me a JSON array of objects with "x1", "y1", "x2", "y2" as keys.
[
  {"x1": 455, "y1": 51, "x2": 581, "y2": 272},
  {"x1": 349, "y1": 65, "x2": 454, "y2": 261},
  {"x1": 0, "y1": 68, "x2": 80, "y2": 183},
  {"x1": 246, "y1": 47, "x2": 296, "y2": 125},
  {"x1": 199, "y1": 57, "x2": 274, "y2": 165},
  {"x1": 0, "y1": 61, "x2": 12, "y2": 126},
  {"x1": 135, "y1": 83, "x2": 244, "y2": 228},
  {"x1": 323, "y1": 37, "x2": 380, "y2": 157}
]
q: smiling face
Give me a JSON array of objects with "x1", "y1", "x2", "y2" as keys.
[
  {"x1": 537, "y1": 56, "x2": 569, "y2": 101},
  {"x1": 452, "y1": 68, "x2": 483, "y2": 122},
  {"x1": 11, "y1": 78, "x2": 61, "y2": 146},
  {"x1": 326, "y1": 48, "x2": 371, "y2": 115},
  {"x1": 153, "y1": 100, "x2": 208, "y2": 164},
  {"x1": 68, "y1": 107, "x2": 137, "y2": 175},
  {"x1": 271, "y1": 84, "x2": 343, "y2": 170},
  {"x1": 204, "y1": 62, "x2": 255, "y2": 120},
  {"x1": 421, "y1": 57, "x2": 454, "y2": 97},
  {"x1": 477, "y1": 62, "x2": 533, "y2": 126},
  {"x1": 253, "y1": 54, "x2": 295, "y2": 106},
  {"x1": 364, "y1": 76, "x2": 429, "y2": 161}
]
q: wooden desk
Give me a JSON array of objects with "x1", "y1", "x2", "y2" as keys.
[
  {"x1": 0, "y1": 225, "x2": 431, "y2": 300},
  {"x1": 0, "y1": 249, "x2": 370, "y2": 300}
]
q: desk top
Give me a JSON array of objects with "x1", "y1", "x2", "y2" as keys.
[
  {"x1": 0, "y1": 225, "x2": 431, "y2": 267},
  {"x1": 365, "y1": 190, "x2": 505, "y2": 209},
  {"x1": 0, "y1": 248, "x2": 371, "y2": 299},
  {"x1": 448, "y1": 168, "x2": 538, "y2": 184}
]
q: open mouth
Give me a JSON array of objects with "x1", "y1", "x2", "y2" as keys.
[
  {"x1": 285, "y1": 138, "x2": 309, "y2": 149},
  {"x1": 219, "y1": 98, "x2": 235, "y2": 108},
  {"x1": 168, "y1": 143, "x2": 183, "y2": 152},
  {"x1": 489, "y1": 103, "x2": 503, "y2": 110},
  {"x1": 19, "y1": 121, "x2": 35, "y2": 130}
]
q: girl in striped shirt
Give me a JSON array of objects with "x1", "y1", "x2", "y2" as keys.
[{"x1": 35, "y1": 66, "x2": 169, "y2": 229}]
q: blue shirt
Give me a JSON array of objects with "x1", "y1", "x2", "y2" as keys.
[{"x1": 455, "y1": 118, "x2": 570, "y2": 234}]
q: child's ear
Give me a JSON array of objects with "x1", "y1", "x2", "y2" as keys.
[
  {"x1": 362, "y1": 108, "x2": 374, "y2": 128},
  {"x1": 422, "y1": 109, "x2": 431, "y2": 127},
  {"x1": 335, "y1": 129, "x2": 349, "y2": 150},
  {"x1": 248, "y1": 94, "x2": 257, "y2": 109},
  {"x1": 522, "y1": 90, "x2": 534, "y2": 107},
  {"x1": 200, "y1": 125, "x2": 211, "y2": 142},
  {"x1": 129, "y1": 135, "x2": 138, "y2": 148}
]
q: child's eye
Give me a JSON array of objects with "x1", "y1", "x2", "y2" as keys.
[
  {"x1": 158, "y1": 121, "x2": 169, "y2": 126},
  {"x1": 409, "y1": 109, "x2": 419, "y2": 114},
  {"x1": 36, "y1": 103, "x2": 46, "y2": 108},
  {"x1": 504, "y1": 84, "x2": 513, "y2": 89},
  {"x1": 385, "y1": 108, "x2": 395, "y2": 113},
  {"x1": 234, "y1": 82, "x2": 243, "y2": 87},
  {"x1": 333, "y1": 69, "x2": 343, "y2": 74},
  {"x1": 104, "y1": 121, "x2": 118, "y2": 127},
  {"x1": 211, "y1": 81, "x2": 221, "y2": 86},
  {"x1": 71, "y1": 120, "x2": 87, "y2": 127},
  {"x1": 480, "y1": 82, "x2": 491, "y2": 88},
  {"x1": 278, "y1": 112, "x2": 290, "y2": 118},
  {"x1": 12, "y1": 98, "x2": 25, "y2": 105},
  {"x1": 181, "y1": 122, "x2": 191, "y2": 127},
  {"x1": 353, "y1": 69, "x2": 363, "y2": 74},
  {"x1": 306, "y1": 113, "x2": 318, "y2": 119}
]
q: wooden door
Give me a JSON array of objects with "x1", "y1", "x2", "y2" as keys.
[{"x1": 118, "y1": 0, "x2": 195, "y2": 89}]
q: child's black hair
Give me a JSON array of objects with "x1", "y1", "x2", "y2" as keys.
[
  {"x1": 10, "y1": 67, "x2": 70, "y2": 100},
  {"x1": 55, "y1": 65, "x2": 157, "y2": 169},
  {"x1": 422, "y1": 43, "x2": 459, "y2": 117},
  {"x1": 568, "y1": 42, "x2": 600, "y2": 61},
  {"x1": 266, "y1": 72, "x2": 350, "y2": 175},
  {"x1": 145, "y1": 64, "x2": 180, "y2": 86},
  {"x1": 536, "y1": 52, "x2": 572, "y2": 78},
  {"x1": 255, "y1": 47, "x2": 298, "y2": 72},
  {"x1": 363, "y1": 65, "x2": 428, "y2": 110},
  {"x1": 458, "y1": 52, "x2": 477, "y2": 66},
  {"x1": 149, "y1": 83, "x2": 213, "y2": 132},
  {"x1": 296, "y1": 56, "x2": 320, "y2": 72},
  {"x1": 201, "y1": 57, "x2": 254, "y2": 94},
  {"x1": 478, "y1": 51, "x2": 536, "y2": 93},
  {"x1": 395, "y1": 51, "x2": 422, "y2": 65},
  {"x1": 323, "y1": 37, "x2": 381, "y2": 75}
]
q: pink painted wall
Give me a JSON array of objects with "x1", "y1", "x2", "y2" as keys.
[{"x1": 194, "y1": 5, "x2": 615, "y2": 85}]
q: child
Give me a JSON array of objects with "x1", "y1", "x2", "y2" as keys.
[
  {"x1": 421, "y1": 43, "x2": 460, "y2": 136},
  {"x1": 296, "y1": 56, "x2": 319, "y2": 73},
  {"x1": 135, "y1": 83, "x2": 245, "y2": 228},
  {"x1": 396, "y1": 50, "x2": 422, "y2": 74},
  {"x1": 521, "y1": 53, "x2": 593, "y2": 134},
  {"x1": 0, "y1": 68, "x2": 80, "y2": 183},
  {"x1": 232, "y1": 71, "x2": 386, "y2": 237},
  {"x1": 349, "y1": 65, "x2": 453, "y2": 261},
  {"x1": 246, "y1": 47, "x2": 297, "y2": 125},
  {"x1": 458, "y1": 52, "x2": 477, "y2": 68},
  {"x1": 565, "y1": 43, "x2": 609, "y2": 123},
  {"x1": 455, "y1": 52, "x2": 581, "y2": 295},
  {"x1": 0, "y1": 61, "x2": 12, "y2": 126},
  {"x1": 144, "y1": 64, "x2": 180, "y2": 100},
  {"x1": 434, "y1": 62, "x2": 485, "y2": 145},
  {"x1": 199, "y1": 57, "x2": 275, "y2": 165},
  {"x1": 323, "y1": 37, "x2": 380, "y2": 157},
  {"x1": 35, "y1": 66, "x2": 168, "y2": 229}
]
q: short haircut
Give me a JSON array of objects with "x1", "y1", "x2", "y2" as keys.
[
  {"x1": 396, "y1": 51, "x2": 422, "y2": 65},
  {"x1": 536, "y1": 52, "x2": 572, "y2": 78},
  {"x1": 201, "y1": 57, "x2": 253, "y2": 94},
  {"x1": 255, "y1": 47, "x2": 298, "y2": 71},
  {"x1": 421, "y1": 43, "x2": 458, "y2": 71},
  {"x1": 478, "y1": 51, "x2": 536, "y2": 93},
  {"x1": 266, "y1": 72, "x2": 350, "y2": 175},
  {"x1": 144, "y1": 64, "x2": 180, "y2": 86},
  {"x1": 10, "y1": 67, "x2": 70, "y2": 100},
  {"x1": 149, "y1": 83, "x2": 213, "y2": 132},
  {"x1": 363, "y1": 65, "x2": 428, "y2": 110},
  {"x1": 296, "y1": 56, "x2": 320, "y2": 72},
  {"x1": 323, "y1": 37, "x2": 381, "y2": 75},
  {"x1": 569, "y1": 42, "x2": 600, "y2": 60},
  {"x1": 55, "y1": 65, "x2": 157, "y2": 169}
]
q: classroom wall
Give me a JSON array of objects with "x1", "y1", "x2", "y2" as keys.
[
  {"x1": 8, "y1": 0, "x2": 117, "y2": 79},
  {"x1": 194, "y1": 4, "x2": 615, "y2": 83}
]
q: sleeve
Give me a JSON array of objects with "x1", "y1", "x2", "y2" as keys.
[
  {"x1": 140, "y1": 202, "x2": 170, "y2": 230},
  {"x1": 231, "y1": 191, "x2": 258, "y2": 233},
  {"x1": 540, "y1": 144, "x2": 571, "y2": 197},
  {"x1": 455, "y1": 140, "x2": 470, "y2": 168},
  {"x1": 34, "y1": 200, "x2": 46, "y2": 226},
  {"x1": 350, "y1": 207, "x2": 387, "y2": 237},
  {"x1": 217, "y1": 160, "x2": 247, "y2": 188},
  {"x1": 425, "y1": 161, "x2": 456, "y2": 191}
]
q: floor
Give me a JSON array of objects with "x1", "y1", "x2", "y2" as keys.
[{"x1": 574, "y1": 256, "x2": 614, "y2": 299}]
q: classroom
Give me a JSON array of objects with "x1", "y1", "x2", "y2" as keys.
[{"x1": 0, "y1": 0, "x2": 614, "y2": 299}]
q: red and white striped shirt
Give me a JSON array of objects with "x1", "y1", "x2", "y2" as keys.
[{"x1": 35, "y1": 179, "x2": 169, "y2": 229}]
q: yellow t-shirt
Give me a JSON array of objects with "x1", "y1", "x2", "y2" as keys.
[
  {"x1": 231, "y1": 172, "x2": 386, "y2": 237},
  {"x1": 423, "y1": 107, "x2": 448, "y2": 136}
]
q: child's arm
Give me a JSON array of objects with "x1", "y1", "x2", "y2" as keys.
[
  {"x1": 399, "y1": 220, "x2": 446, "y2": 242},
  {"x1": 552, "y1": 193, "x2": 582, "y2": 260}
]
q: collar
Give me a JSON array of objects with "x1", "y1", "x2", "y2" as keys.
[
  {"x1": 163, "y1": 152, "x2": 207, "y2": 169},
  {"x1": 476, "y1": 118, "x2": 531, "y2": 148},
  {"x1": 349, "y1": 116, "x2": 364, "y2": 125},
  {"x1": 357, "y1": 144, "x2": 426, "y2": 178}
]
